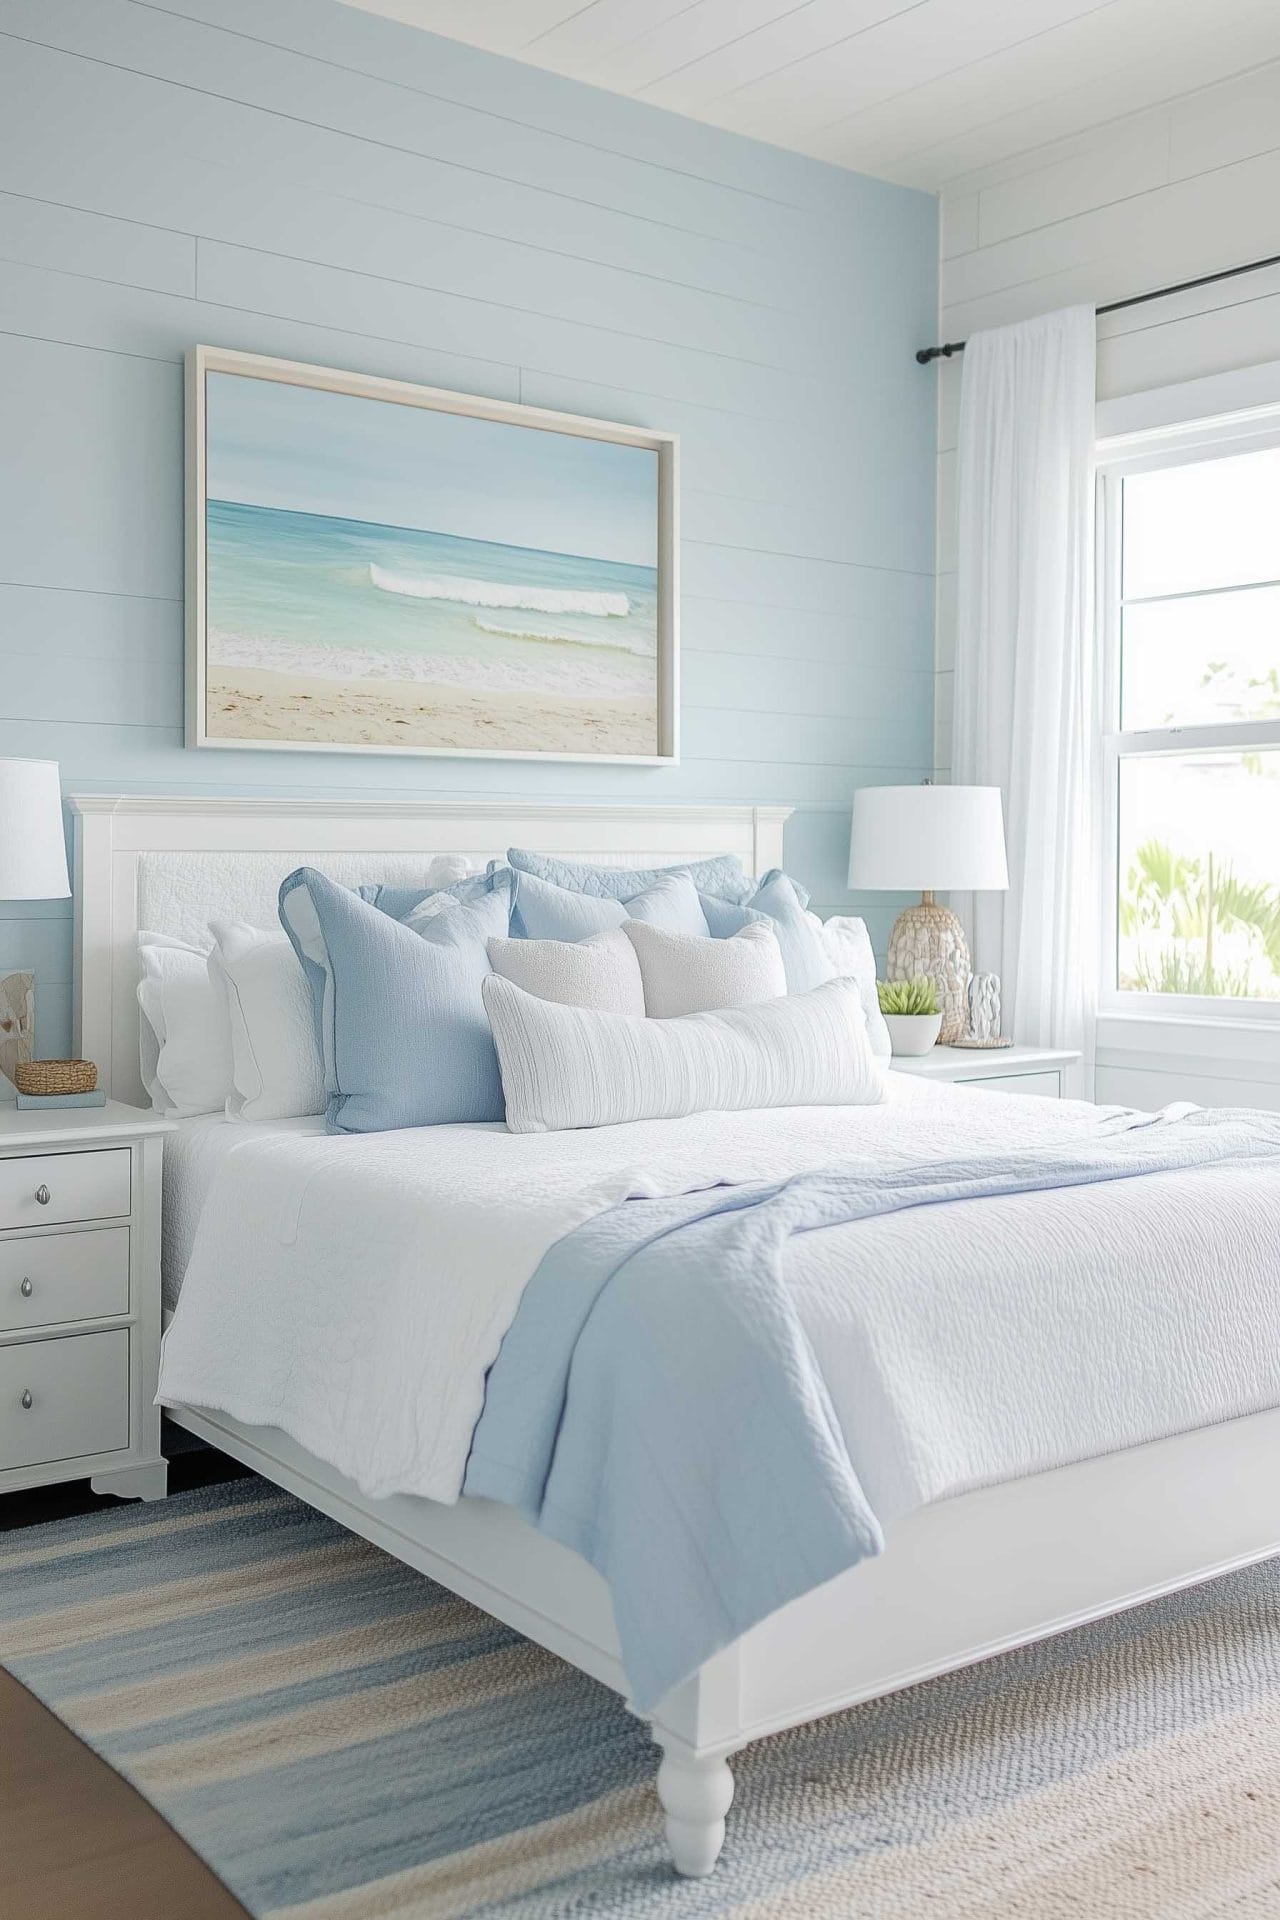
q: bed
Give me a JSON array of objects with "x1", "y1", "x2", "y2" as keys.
[{"x1": 71, "y1": 793, "x2": 1280, "y2": 1878}]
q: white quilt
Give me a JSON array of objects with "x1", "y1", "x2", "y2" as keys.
[{"x1": 158, "y1": 1079, "x2": 1280, "y2": 1509}]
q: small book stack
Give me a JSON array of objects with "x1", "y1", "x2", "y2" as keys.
[{"x1": 16, "y1": 1089, "x2": 107, "y2": 1110}]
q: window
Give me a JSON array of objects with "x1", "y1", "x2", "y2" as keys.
[{"x1": 1099, "y1": 425, "x2": 1280, "y2": 1017}]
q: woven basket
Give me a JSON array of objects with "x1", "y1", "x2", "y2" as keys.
[{"x1": 13, "y1": 1059, "x2": 98, "y2": 1097}]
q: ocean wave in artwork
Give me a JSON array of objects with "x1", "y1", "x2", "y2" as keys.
[{"x1": 368, "y1": 562, "x2": 630, "y2": 618}]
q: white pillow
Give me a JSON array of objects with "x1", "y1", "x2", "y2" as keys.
[
  {"x1": 136, "y1": 933, "x2": 234, "y2": 1117},
  {"x1": 487, "y1": 927, "x2": 645, "y2": 1015},
  {"x1": 817, "y1": 915, "x2": 892, "y2": 1060},
  {"x1": 207, "y1": 919, "x2": 325, "y2": 1122},
  {"x1": 624, "y1": 918, "x2": 785, "y2": 1017},
  {"x1": 484, "y1": 973, "x2": 884, "y2": 1133}
]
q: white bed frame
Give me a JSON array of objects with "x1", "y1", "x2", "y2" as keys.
[{"x1": 71, "y1": 793, "x2": 1280, "y2": 1877}]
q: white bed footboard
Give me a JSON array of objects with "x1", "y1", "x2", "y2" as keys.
[{"x1": 166, "y1": 1396, "x2": 1280, "y2": 1875}]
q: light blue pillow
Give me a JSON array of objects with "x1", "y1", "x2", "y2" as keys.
[
  {"x1": 699, "y1": 894, "x2": 767, "y2": 938},
  {"x1": 509, "y1": 868, "x2": 709, "y2": 941},
  {"x1": 358, "y1": 873, "x2": 497, "y2": 919},
  {"x1": 624, "y1": 871, "x2": 709, "y2": 936},
  {"x1": 507, "y1": 847, "x2": 755, "y2": 905},
  {"x1": 748, "y1": 871, "x2": 834, "y2": 993},
  {"x1": 701, "y1": 871, "x2": 833, "y2": 995},
  {"x1": 509, "y1": 869, "x2": 627, "y2": 942},
  {"x1": 279, "y1": 867, "x2": 509, "y2": 1133}
]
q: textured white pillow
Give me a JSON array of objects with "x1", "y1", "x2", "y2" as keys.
[
  {"x1": 484, "y1": 973, "x2": 884, "y2": 1133},
  {"x1": 207, "y1": 919, "x2": 325, "y2": 1122},
  {"x1": 624, "y1": 918, "x2": 786, "y2": 1017},
  {"x1": 487, "y1": 927, "x2": 645, "y2": 1015},
  {"x1": 817, "y1": 915, "x2": 892, "y2": 1060},
  {"x1": 136, "y1": 933, "x2": 234, "y2": 1117}
]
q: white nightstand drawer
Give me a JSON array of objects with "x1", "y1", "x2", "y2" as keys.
[
  {"x1": 0, "y1": 1228, "x2": 130, "y2": 1333},
  {"x1": 0, "y1": 1330, "x2": 130, "y2": 1470},
  {"x1": 0, "y1": 1149, "x2": 131, "y2": 1231},
  {"x1": 962, "y1": 1070, "x2": 1062, "y2": 1099}
]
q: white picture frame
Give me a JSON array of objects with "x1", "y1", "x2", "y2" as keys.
[{"x1": 185, "y1": 345, "x2": 679, "y2": 765}]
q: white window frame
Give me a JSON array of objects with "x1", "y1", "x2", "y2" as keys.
[{"x1": 1097, "y1": 406, "x2": 1280, "y2": 1028}]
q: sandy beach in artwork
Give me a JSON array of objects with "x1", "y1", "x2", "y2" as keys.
[
  {"x1": 207, "y1": 664, "x2": 656, "y2": 756},
  {"x1": 201, "y1": 480, "x2": 664, "y2": 761}
]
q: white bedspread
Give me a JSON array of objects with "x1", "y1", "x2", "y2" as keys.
[
  {"x1": 158, "y1": 1079, "x2": 1280, "y2": 1510},
  {"x1": 161, "y1": 1114, "x2": 324, "y2": 1309}
]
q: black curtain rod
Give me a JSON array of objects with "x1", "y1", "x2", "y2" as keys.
[{"x1": 914, "y1": 250, "x2": 1280, "y2": 365}]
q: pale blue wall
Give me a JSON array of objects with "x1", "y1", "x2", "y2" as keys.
[{"x1": 0, "y1": 0, "x2": 937, "y2": 1058}]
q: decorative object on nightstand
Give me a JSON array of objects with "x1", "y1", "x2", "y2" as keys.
[
  {"x1": 953, "y1": 970, "x2": 1011, "y2": 1049},
  {"x1": 0, "y1": 970, "x2": 33, "y2": 1085},
  {"x1": 876, "y1": 975, "x2": 943, "y2": 1056},
  {"x1": 0, "y1": 758, "x2": 73, "y2": 1088},
  {"x1": 0, "y1": 1101, "x2": 171, "y2": 1503},
  {"x1": 848, "y1": 783, "x2": 1009, "y2": 1045},
  {"x1": 13, "y1": 1059, "x2": 105, "y2": 1108}
]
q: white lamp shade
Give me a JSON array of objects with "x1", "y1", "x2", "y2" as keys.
[
  {"x1": 848, "y1": 784, "x2": 1008, "y2": 893},
  {"x1": 0, "y1": 759, "x2": 70, "y2": 900}
]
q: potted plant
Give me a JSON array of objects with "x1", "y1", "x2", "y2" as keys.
[{"x1": 877, "y1": 975, "x2": 943, "y2": 1056}]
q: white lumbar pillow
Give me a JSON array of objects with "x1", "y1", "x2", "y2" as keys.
[
  {"x1": 817, "y1": 914, "x2": 892, "y2": 1060},
  {"x1": 484, "y1": 972, "x2": 885, "y2": 1134},
  {"x1": 136, "y1": 932, "x2": 234, "y2": 1117},
  {"x1": 487, "y1": 927, "x2": 645, "y2": 1016},
  {"x1": 624, "y1": 918, "x2": 786, "y2": 1018},
  {"x1": 207, "y1": 919, "x2": 325, "y2": 1122}
]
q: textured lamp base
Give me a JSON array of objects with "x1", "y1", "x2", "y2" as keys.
[{"x1": 887, "y1": 893, "x2": 971, "y2": 1045}]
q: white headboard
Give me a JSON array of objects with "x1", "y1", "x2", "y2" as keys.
[{"x1": 70, "y1": 795, "x2": 790, "y2": 1105}]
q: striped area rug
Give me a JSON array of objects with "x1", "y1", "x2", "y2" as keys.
[{"x1": 5, "y1": 1477, "x2": 1280, "y2": 1918}]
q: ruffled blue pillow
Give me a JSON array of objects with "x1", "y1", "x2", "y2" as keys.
[{"x1": 279, "y1": 867, "x2": 510, "y2": 1133}]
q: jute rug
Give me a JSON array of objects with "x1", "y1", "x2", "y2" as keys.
[{"x1": 4, "y1": 1474, "x2": 1280, "y2": 1918}]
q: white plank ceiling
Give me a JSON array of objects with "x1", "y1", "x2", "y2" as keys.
[{"x1": 339, "y1": 0, "x2": 1280, "y2": 189}]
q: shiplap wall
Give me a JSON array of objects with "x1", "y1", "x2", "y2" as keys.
[
  {"x1": 934, "y1": 56, "x2": 1280, "y2": 1108},
  {"x1": 0, "y1": 0, "x2": 937, "y2": 1060}
]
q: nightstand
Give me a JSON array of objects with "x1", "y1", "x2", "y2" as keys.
[
  {"x1": 0, "y1": 1101, "x2": 171, "y2": 1502},
  {"x1": 889, "y1": 1044, "x2": 1082, "y2": 1099}
]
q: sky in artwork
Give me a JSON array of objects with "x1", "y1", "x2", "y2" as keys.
[{"x1": 205, "y1": 370, "x2": 659, "y2": 567}]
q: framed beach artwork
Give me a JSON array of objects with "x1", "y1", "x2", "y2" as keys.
[{"x1": 185, "y1": 346, "x2": 677, "y2": 763}]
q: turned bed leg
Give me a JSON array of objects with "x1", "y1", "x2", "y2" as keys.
[{"x1": 656, "y1": 1741, "x2": 735, "y2": 1877}]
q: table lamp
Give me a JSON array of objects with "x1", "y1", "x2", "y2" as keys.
[
  {"x1": 0, "y1": 759, "x2": 72, "y2": 1084},
  {"x1": 848, "y1": 783, "x2": 1008, "y2": 1045}
]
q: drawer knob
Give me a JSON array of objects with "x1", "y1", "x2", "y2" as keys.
[
  {"x1": 19, "y1": 1277, "x2": 32, "y2": 1298},
  {"x1": 35, "y1": 1184, "x2": 50, "y2": 1206},
  {"x1": 20, "y1": 1389, "x2": 32, "y2": 1411}
]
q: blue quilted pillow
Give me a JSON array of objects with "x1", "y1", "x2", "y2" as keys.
[{"x1": 506, "y1": 847, "x2": 755, "y2": 906}]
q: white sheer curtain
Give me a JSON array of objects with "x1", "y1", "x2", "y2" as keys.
[{"x1": 951, "y1": 304, "x2": 1097, "y2": 1067}]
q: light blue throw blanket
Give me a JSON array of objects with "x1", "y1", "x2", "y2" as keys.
[{"x1": 464, "y1": 1106, "x2": 1280, "y2": 1712}]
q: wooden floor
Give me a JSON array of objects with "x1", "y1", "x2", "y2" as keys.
[
  {"x1": 0, "y1": 1670, "x2": 250, "y2": 1920},
  {"x1": 1, "y1": 1426, "x2": 253, "y2": 1920}
]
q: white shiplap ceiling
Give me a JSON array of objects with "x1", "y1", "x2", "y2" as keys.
[{"x1": 339, "y1": 0, "x2": 1280, "y2": 190}]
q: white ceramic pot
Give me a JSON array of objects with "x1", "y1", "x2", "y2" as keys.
[{"x1": 883, "y1": 1011, "x2": 943, "y2": 1057}]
